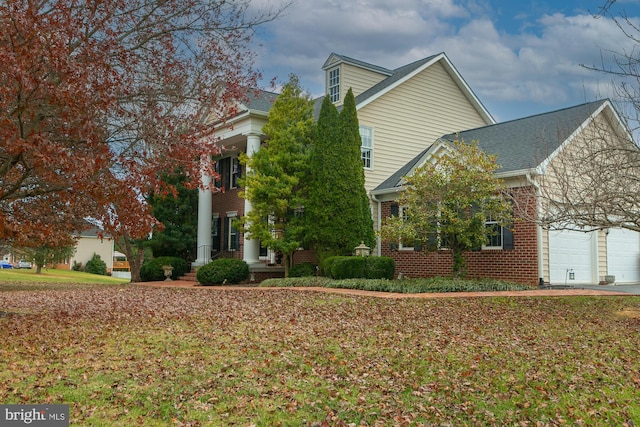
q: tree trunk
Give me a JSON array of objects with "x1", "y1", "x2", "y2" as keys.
[{"x1": 117, "y1": 235, "x2": 145, "y2": 283}]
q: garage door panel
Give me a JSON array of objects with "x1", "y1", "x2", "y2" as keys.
[
  {"x1": 549, "y1": 229, "x2": 594, "y2": 284},
  {"x1": 607, "y1": 228, "x2": 640, "y2": 283}
]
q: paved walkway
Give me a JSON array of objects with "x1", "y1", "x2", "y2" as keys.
[{"x1": 135, "y1": 280, "x2": 635, "y2": 299}]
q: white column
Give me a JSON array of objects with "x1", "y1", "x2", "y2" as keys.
[
  {"x1": 194, "y1": 161, "x2": 213, "y2": 267},
  {"x1": 243, "y1": 133, "x2": 261, "y2": 265}
]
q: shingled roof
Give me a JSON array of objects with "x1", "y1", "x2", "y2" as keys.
[
  {"x1": 373, "y1": 99, "x2": 610, "y2": 193},
  {"x1": 243, "y1": 89, "x2": 279, "y2": 113},
  {"x1": 445, "y1": 99, "x2": 608, "y2": 173}
]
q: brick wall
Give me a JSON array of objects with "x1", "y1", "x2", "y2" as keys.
[
  {"x1": 380, "y1": 186, "x2": 539, "y2": 286},
  {"x1": 212, "y1": 188, "x2": 247, "y2": 259}
]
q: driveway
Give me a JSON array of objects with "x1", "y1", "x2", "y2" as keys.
[{"x1": 565, "y1": 283, "x2": 640, "y2": 295}]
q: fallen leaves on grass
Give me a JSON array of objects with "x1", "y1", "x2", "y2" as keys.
[{"x1": 0, "y1": 285, "x2": 639, "y2": 426}]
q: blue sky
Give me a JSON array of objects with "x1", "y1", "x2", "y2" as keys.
[{"x1": 250, "y1": 0, "x2": 640, "y2": 124}]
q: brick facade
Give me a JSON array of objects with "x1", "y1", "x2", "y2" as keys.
[
  {"x1": 211, "y1": 187, "x2": 318, "y2": 270},
  {"x1": 380, "y1": 186, "x2": 539, "y2": 286}
]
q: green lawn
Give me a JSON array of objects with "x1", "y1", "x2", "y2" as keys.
[
  {"x1": 0, "y1": 284, "x2": 639, "y2": 426},
  {"x1": 0, "y1": 268, "x2": 130, "y2": 290}
]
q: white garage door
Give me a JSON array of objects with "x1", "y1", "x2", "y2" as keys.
[
  {"x1": 549, "y1": 229, "x2": 595, "y2": 284},
  {"x1": 607, "y1": 228, "x2": 640, "y2": 283}
]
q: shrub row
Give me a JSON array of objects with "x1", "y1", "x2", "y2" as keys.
[
  {"x1": 322, "y1": 256, "x2": 395, "y2": 280},
  {"x1": 260, "y1": 276, "x2": 531, "y2": 293}
]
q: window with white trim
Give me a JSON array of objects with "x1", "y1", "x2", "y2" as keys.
[
  {"x1": 231, "y1": 157, "x2": 241, "y2": 189},
  {"x1": 225, "y1": 212, "x2": 239, "y2": 251},
  {"x1": 328, "y1": 67, "x2": 340, "y2": 103},
  {"x1": 398, "y1": 206, "x2": 416, "y2": 250},
  {"x1": 484, "y1": 215, "x2": 503, "y2": 249},
  {"x1": 483, "y1": 214, "x2": 514, "y2": 250},
  {"x1": 359, "y1": 126, "x2": 373, "y2": 169}
]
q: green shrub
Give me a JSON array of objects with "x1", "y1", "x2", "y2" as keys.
[
  {"x1": 197, "y1": 258, "x2": 249, "y2": 285},
  {"x1": 330, "y1": 256, "x2": 365, "y2": 280},
  {"x1": 364, "y1": 256, "x2": 395, "y2": 280},
  {"x1": 140, "y1": 256, "x2": 190, "y2": 282},
  {"x1": 84, "y1": 253, "x2": 107, "y2": 276},
  {"x1": 259, "y1": 276, "x2": 531, "y2": 293},
  {"x1": 289, "y1": 262, "x2": 316, "y2": 277},
  {"x1": 322, "y1": 256, "x2": 394, "y2": 280}
]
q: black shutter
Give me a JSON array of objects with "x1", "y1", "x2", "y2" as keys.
[
  {"x1": 223, "y1": 217, "x2": 229, "y2": 250},
  {"x1": 221, "y1": 158, "x2": 230, "y2": 191},
  {"x1": 213, "y1": 217, "x2": 221, "y2": 252},
  {"x1": 503, "y1": 227, "x2": 515, "y2": 250},
  {"x1": 390, "y1": 203, "x2": 399, "y2": 217}
]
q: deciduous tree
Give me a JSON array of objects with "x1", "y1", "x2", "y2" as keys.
[
  {"x1": 528, "y1": 1, "x2": 640, "y2": 234},
  {"x1": 379, "y1": 140, "x2": 512, "y2": 275},
  {"x1": 239, "y1": 75, "x2": 314, "y2": 276},
  {"x1": 0, "y1": 0, "x2": 287, "y2": 279}
]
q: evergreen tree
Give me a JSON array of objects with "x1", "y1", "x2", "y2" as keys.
[
  {"x1": 306, "y1": 89, "x2": 376, "y2": 261},
  {"x1": 239, "y1": 75, "x2": 314, "y2": 276},
  {"x1": 148, "y1": 173, "x2": 198, "y2": 262},
  {"x1": 338, "y1": 89, "x2": 376, "y2": 250}
]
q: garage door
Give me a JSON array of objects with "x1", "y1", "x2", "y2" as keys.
[
  {"x1": 607, "y1": 228, "x2": 640, "y2": 283},
  {"x1": 549, "y1": 229, "x2": 595, "y2": 284}
]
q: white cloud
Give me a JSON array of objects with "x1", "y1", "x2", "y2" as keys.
[{"x1": 251, "y1": 0, "x2": 640, "y2": 120}]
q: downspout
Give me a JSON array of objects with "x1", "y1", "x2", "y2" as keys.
[
  {"x1": 370, "y1": 192, "x2": 382, "y2": 256},
  {"x1": 525, "y1": 172, "x2": 545, "y2": 284}
]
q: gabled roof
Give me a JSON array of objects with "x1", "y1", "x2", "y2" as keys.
[
  {"x1": 445, "y1": 100, "x2": 608, "y2": 174},
  {"x1": 373, "y1": 99, "x2": 620, "y2": 194},
  {"x1": 315, "y1": 52, "x2": 494, "y2": 124}
]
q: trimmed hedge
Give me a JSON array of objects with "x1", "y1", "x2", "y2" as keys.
[
  {"x1": 140, "y1": 256, "x2": 190, "y2": 282},
  {"x1": 197, "y1": 258, "x2": 249, "y2": 285},
  {"x1": 260, "y1": 276, "x2": 531, "y2": 293},
  {"x1": 322, "y1": 256, "x2": 395, "y2": 280},
  {"x1": 364, "y1": 256, "x2": 395, "y2": 280},
  {"x1": 289, "y1": 262, "x2": 317, "y2": 277}
]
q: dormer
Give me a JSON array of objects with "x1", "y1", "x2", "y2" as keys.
[{"x1": 322, "y1": 53, "x2": 392, "y2": 105}]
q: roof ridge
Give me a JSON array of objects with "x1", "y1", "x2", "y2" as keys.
[
  {"x1": 326, "y1": 53, "x2": 393, "y2": 75},
  {"x1": 445, "y1": 99, "x2": 609, "y2": 137},
  {"x1": 392, "y1": 52, "x2": 443, "y2": 73}
]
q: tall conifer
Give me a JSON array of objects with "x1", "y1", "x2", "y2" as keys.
[{"x1": 306, "y1": 89, "x2": 375, "y2": 261}]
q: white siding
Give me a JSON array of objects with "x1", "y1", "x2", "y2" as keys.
[{"x1": 340, "y1": 63, "x2": 387, "y2": 101}]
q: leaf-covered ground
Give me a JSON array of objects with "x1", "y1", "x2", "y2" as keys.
[{"x1": 1, "y1": 284, "x2": 639, "y2": 426}]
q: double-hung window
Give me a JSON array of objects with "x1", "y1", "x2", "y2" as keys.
[
  {"x1": 483, "y1": 214, "x2": 515, "y2": 250},
  {"x1": 484, "y1": 215, "x2": 503, "y2": 248},
  {"x1": 328, "y1": 67, "x2": 340, "y2": 103},
  {"x1": 359, "y1": 126, "x2": 373, "y2": 169},
  {"x1": 224, "y1": 212, "x2": 239, "y2": 251},
  {"x1": 214, "y1": 157, "x2": 242, "y2": 190}
]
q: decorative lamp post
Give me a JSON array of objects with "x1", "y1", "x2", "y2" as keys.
[
  {"x1": 354, "y1": 241, "x2": 370, "y2": 257},
  {"x1": 162, "y1": 265, "x2": 174, "y2": 281}
]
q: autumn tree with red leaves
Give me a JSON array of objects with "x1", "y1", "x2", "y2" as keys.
[{"x1": 0, "y1": 0, "x2": 287, "y2": 279}]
